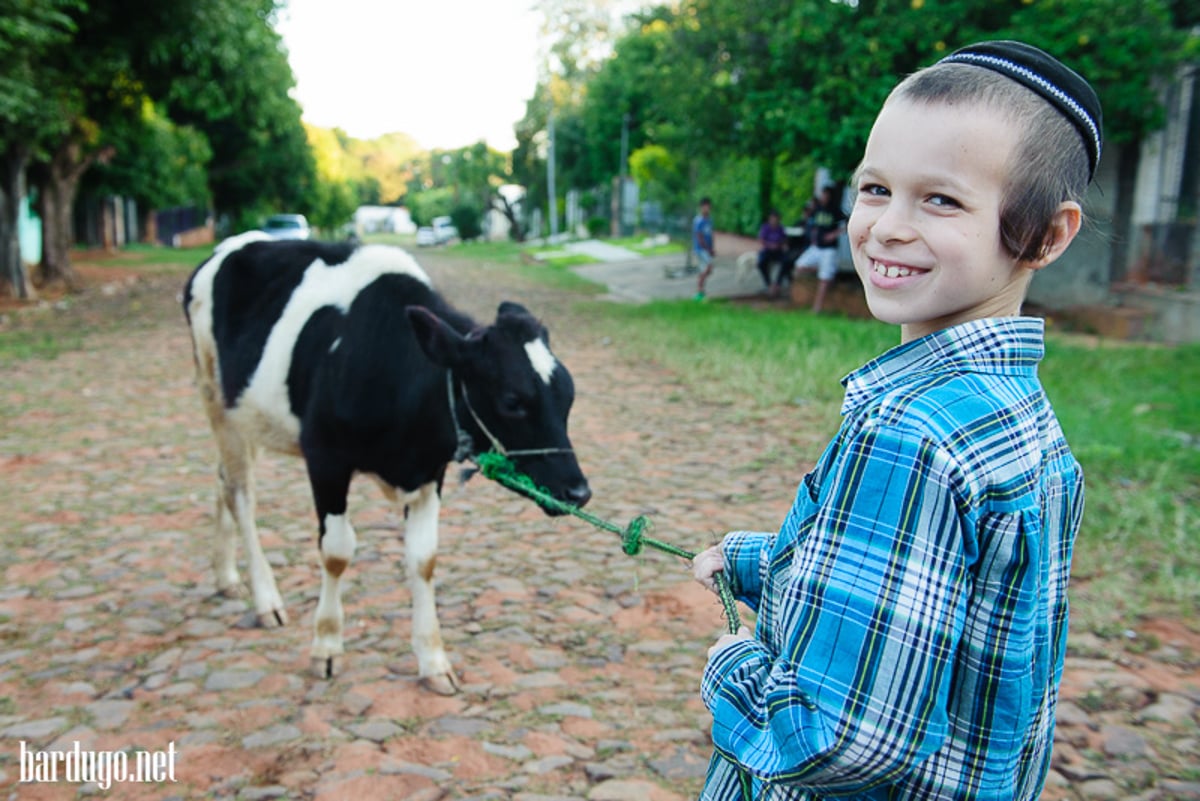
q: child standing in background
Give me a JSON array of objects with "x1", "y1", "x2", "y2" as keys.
[
  {"x1": 694, "y1": 40, "x2": 1101, "y2": 800},
  {"x1": 694, "y1": 197, "x2": 716, "y2": 301}
]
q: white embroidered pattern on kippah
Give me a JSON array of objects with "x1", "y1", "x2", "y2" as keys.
[{"x1": 939, "y1": 52, "x2": 1102, "y2": 166}]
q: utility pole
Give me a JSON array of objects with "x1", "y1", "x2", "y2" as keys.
[
  {"x1": 547, "y1": 111, "x2": 558, "y2": 238},
  {"x1": 618, "y1": 112, "x2": 630, "y2": 237}
]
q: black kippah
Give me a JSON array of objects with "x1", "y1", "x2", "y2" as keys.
[{"x1": 938, "y1": 40, "x2": 1103, "y2": 182}]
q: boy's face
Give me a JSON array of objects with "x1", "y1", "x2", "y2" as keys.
[{"x1": 848, "y1": 97, "x2": 1031, "y2": 342}]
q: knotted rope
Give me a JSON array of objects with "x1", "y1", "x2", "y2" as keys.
[{"x1": 475, "y1": 451, "x2": 741, "y2": 634}]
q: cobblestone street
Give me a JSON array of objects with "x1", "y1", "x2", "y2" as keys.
[{"x1": 0, "y1": 249, "x2": 1197, "y2": 800}]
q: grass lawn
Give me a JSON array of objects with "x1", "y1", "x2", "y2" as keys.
[{"x1": 585, "y1": 297, "x2": 1199, "y2": 632}]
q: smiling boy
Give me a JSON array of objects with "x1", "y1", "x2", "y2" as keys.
[{"x1": 693, "y1": 41, "x2": 1100, "y2": 800}]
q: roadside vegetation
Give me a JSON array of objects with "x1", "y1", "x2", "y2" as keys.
[
  {"x1": 595, "y1": 298, "x2": 1200, "y2": 633},
  {"x1": 497, "y1": 246, "x2": 1200, "y2": 635}
]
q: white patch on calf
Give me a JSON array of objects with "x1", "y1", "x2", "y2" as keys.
[
  {"x1": 404, "y1": 484, "x2": 454, "y2": 684},
  {"x1": 524, "y1": 338, "x2": 557, "y2": 385},
  {"x1": 320, "y1": 513, "x2": 357, "y2": 566},
  {"x1": 313, "y1": 513, "x2": 358, "y2": 661},
  {"x1": 237, "y1": 245, "x2": 432, "y2": 443},
  {"x1": 186, "y1": 236, "x2": 268, "y2": 402}
]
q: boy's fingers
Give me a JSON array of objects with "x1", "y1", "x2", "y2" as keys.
[{"x1": 692, "y1": 548, "x2": 724, "y2": 592}]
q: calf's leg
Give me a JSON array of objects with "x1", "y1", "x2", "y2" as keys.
[
  {"x1": 307, "y1": 459, "x2": 355, "y2": 678},
  {"x1": 404, "y1": 483, "x2": 459, "y2": 695},
  {"x1": 211, "y1": 426, "x2": 287, "y2": 627}
]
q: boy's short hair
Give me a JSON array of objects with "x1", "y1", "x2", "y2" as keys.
[
  {"x1": 890, "y1": 63, "x2": 1090, "y2": 262},
  {"x1": 699, "y1": 197, "x2": 712, "y2": 206}
]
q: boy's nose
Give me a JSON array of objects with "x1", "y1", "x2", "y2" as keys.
[{"x1": 869, "y1": 202, "x2": 918, "y2": 244}]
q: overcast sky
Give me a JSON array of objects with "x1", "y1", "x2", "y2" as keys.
[{"x1": 274, "y1": 0, "x2": 543, "y2": 150}]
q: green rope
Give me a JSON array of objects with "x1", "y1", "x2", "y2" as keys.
[{"x1": 476, "y1": 450, "x2": 742, "y2": 634}]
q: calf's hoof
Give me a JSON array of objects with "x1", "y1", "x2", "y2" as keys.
[
  {"x1": 257, "y1": 608, "x2": 288, "y2": 628},
  {"x1": 419, "y1": 670, "x2": 461, "y2": 696},
  {"x1": 311, "y1": 654, "x2": 342, "y2": 680}
]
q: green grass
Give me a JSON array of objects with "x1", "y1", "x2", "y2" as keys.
[
  {"x1": 584, "y1": 299, "x2": 895, "y2": 432},
  {"x1": 562, "y1": 293, "x2": 1199, "y2": 632},
  {"x1": 79, "y1": 242, "x2": 213, "y2": 272},
  {"x1": 1039, "y1": 341, "x2": 1200, "y2": 628},
  {"x1": 0, "y1": 327, "x2": 85, "y2": 362}
]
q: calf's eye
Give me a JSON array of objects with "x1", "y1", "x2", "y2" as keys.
[{"x1": 499, "y1": 392, "x2": 527, "y2": 419}]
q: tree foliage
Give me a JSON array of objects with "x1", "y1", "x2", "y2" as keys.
[
  {"x1": 0, "y1": 0, "x2": 319, "y2": 290},
  {"x1": 0, "y1": 0, "x2": 80, "y2": 296},
  {"x1": 515, "y1": 0, "x2": 1193, "y2": 236}
]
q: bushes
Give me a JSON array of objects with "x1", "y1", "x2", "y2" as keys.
[{"x1": 450, "y1": 204, "x2": 482, "y2": 240}]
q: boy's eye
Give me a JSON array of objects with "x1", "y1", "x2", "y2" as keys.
[
  {"x1": 858, "y1": 183, "x2": 889, "y2": 197},
  {"x1": 928, "y1": 193, "x2": 960, "y2": 208}
]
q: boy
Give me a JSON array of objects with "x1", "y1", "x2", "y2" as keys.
[
  {"x1": 756, "y1": 209, "x2": 789, "y2": 298},
  {"x1": 693, "y1": 197, "x2": 716, "y2": 300},
  {"x1": 693, "y1": 40, "x2": 1099, "y2": 800}
]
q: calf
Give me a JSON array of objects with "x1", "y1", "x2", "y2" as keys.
[{"x1": 182, "y1": 232, "x2": 590, "y2": 692}]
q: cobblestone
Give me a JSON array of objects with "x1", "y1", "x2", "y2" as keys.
[{"x1": 0, "y1": 251, "x2": 1196, "y2": 800}]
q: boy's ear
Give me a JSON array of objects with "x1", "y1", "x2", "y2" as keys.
[{"x1": 1025, "y1": 201, "x2": 1082, "y2": 270}]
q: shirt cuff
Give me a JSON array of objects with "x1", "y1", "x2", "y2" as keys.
[
  {"x1": 701, "y1": 636, "x2": 768, "y2": 709},
  {"x1": 721, "y1": 530, "x2": 771, "y2": 609}
]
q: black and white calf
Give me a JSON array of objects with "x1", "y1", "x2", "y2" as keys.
[{"x1": 182, "y1": 232, "x2": 590, "y2": 692}]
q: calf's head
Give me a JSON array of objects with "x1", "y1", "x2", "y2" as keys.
[{"x1": 408, "y1": 301, "x2": 590, "y2": 514}]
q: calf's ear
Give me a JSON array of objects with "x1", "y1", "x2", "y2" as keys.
[
  {"x1": 497, "y1": 301, "x2": 531, "y2": 318},
  {"x1": 407, "y1": 306, "x2": 465, "y2": 366}
]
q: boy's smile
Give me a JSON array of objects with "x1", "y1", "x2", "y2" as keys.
[{"x1": 848, "y1": 97, "x2": 1031, "y2": 342}]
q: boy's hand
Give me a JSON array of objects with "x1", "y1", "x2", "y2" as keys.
[
  {"x1": 708, "y1": 626, "x2": 752, "y2": 659},
  {"x1": 693, "y1": 545, "x2": 725, "y2": 593}
]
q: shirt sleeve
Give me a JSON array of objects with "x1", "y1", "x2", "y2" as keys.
[
  {"x1": 720, "y1": 530, "x2": 773, "y2": 612},
  {"x1": 701, "y1": 422, "x2": 973, "y2": 794}
]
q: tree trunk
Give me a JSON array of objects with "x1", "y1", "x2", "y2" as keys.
[
  {"x1": 493, "y1": 192, "x2": 525, "y2": 242},
  {"x1": 0, "y1": 143, "x2": 33, "y2": 300},
  {"x1": 33, "y1": 139, "x2": 114, "y2": 290},
  {"x1": 140, "y1": 206, "x2": 158, "y2": 245},
  {"x1": 758, "y1": 154, "x2": 774, "y2": 222}
]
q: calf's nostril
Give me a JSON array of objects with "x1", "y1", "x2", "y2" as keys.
[{"x1": 567, "y1": 483, "x2": 592, "y2": 508}]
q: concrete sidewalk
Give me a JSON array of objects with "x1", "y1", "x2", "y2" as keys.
[
  {"x1": 565, "y1": 231, "x2": 767, "y2": 303},
  {"x1": 572, "y1": 253, "x2": 762, "y2": 303}
]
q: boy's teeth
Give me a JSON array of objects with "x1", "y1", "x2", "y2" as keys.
[{"x1": 875, "y1": 261, "x2": 914, "y2": 278}]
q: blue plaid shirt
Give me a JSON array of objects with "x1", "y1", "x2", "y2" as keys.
[{"x1": 701, "y1": 317, "x2": 1084, "y2": 800}]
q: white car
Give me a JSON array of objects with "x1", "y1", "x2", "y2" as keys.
[
  {"x1": 263, "y1": 214, "x2": 311, "y2": 240},
  {"x1": 415, "y1": 226, "x2": 437, "y2": 246},
  {"x1": 431, "y1": 216, "x2": 458, "y2": 244}
]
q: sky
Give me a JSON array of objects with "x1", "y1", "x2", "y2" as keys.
[{"x1": 274, "y1": 0, "x2": 544, "y2": 151}]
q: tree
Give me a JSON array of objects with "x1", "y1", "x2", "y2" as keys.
[
  {"x1": 82, "y1": 99, "x2": 212, "y2": 244},
  {"x1": 566, "y1": 0, "x2": 1189, "y2": 240},
  {"x1": 152, "y1": 0, "x2": 315, "y2": 233},
  {"x1": 0, "y1": 0, "x2": 79, "y2": 297},
  {"x1": 305, "y1": 124, "x2": 359, "y2": 232},
  {"x1": 28, "y1": 0, "x2": 213, "y2": 287},
  {"x1": 407, "y1": 142, "x2": 516, "y2": 240}
]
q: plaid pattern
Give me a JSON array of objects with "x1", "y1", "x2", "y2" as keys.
[{"x1": 701, "y1": 317, "x2": 1083, "y2": 800}]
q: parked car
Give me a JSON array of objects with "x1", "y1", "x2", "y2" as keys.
[
  {"x1": 415, "y1": 226, "x2": 437, "y2": 246},
  {"x1": 431, "y1": 216, "x2": 458, "y2": 244},
  {"x1": 263, "y1": 214, "x2": 311, "y2": 240}
]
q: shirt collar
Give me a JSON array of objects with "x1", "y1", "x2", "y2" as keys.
[{"x1": 841, "y1": 317, "x2": 1046, "y2": 416}]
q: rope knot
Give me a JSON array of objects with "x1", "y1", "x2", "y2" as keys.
[{"x1": 621, "y1": 515, "x2": 652, "y2": 556}]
